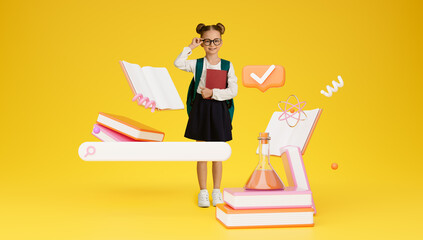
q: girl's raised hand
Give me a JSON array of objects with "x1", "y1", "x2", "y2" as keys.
[{"x1": 189, "y1": 37, "x2": 203, "y2": 50}]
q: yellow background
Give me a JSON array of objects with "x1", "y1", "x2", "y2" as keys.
[{"x1": 1, "y1": 0, "x2": 422, "y2": 239}]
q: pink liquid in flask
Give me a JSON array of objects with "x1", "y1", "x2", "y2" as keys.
[{"x1": 245, "y1": 169, "x2": 284, "y2": 190}]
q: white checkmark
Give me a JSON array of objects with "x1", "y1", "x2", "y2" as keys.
[{"x1": 250, "y1": 65, "x2": 276, "y2": 84}]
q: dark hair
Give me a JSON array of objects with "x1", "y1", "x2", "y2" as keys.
[{"x1": 196, "y1": 23, "x2": 225, "y2": 36}]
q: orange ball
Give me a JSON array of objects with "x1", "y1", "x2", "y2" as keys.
[
  {"x1": 331, "y1": 163, "x2": 338, "y2": 170},
  {"x1": 290, "y1": 108, "x2": 295, "y2": 113}
]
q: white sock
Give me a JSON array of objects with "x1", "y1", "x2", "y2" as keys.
[
  {"x1": 212, "y1": 189, "x2": 221, "y2": 194},
  {"x1": 200, "y1": 189, "x2": 208, "y2": 194}
]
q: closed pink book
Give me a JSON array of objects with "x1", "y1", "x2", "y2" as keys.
[
  {"x1": 91, "y1": 124, "x2": 142, "y2": 142},
  {"x1": 223, "y1": 187, "x2": 312, "y2": 210}
]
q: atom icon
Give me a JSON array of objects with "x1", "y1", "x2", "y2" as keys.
[{"x1": 278, "y1": 95, "x2": 307, "y2": 127}]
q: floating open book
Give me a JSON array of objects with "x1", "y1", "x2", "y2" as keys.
[
  {"x1": 259, "y1": 109, "x2": 322, "y2": 156},
  {"x1": 120, "y1": 60, "x2": 184, "y2": 111}
]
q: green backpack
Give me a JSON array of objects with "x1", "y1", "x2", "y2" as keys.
[{"x1": 186, "y1": 58, "x2": 234, "y2": 122}]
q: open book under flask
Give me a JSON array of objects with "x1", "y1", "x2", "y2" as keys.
[{"x1": 245, "y1": 132, "x2": 285, "y2": 190}]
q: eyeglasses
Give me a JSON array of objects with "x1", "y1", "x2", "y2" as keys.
[{"x1": 202, "y1": 38, "x2": 222, "y2": 46}]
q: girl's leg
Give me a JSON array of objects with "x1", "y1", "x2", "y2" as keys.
[
  {"x1": 212, "y1": 161, "x2": 222, "y2": 189},
  {"x1": 197, "y1": 161, "x2": 207, "y2": 189},
  {"x1": 211, "y1": 161, "x2": 224, "y2": 206},
  {"x1": 197, "y1": 154, "x2": 210, "y2": 207},
  {"x1": 196, "y1": 140, "x2": 207, "y2": 189}
]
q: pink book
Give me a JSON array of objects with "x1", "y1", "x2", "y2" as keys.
[
  {"x1": 280, "y1": 145, "x2": 316, "y2": 214},
  {"x1": 91, "y1": 124, "x2": 141, "y2": 142},
  {"x1": 223, "y1": 187, "x2": 312, "y2": 210}
]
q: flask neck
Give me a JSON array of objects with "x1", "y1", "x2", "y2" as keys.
[{"x1": 257, "y1": 140, "x2": 271, "y2": 170}]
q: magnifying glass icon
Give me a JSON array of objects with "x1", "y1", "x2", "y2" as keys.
[{"x1": 84, "y1": 146, "x2": 96, "y2": 157}]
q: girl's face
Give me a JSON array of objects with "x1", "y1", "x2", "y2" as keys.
[{"x1": 201, "y1": 30, "x2": 222, "y2": 55}]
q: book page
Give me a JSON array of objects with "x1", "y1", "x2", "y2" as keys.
[
  {"x1": 260, "y1": 109, "x2": 320, "y2": 156},
  {"x1": 265, "y1": 112, "x2": 294, "y2": 156},
  {"x1": 288, "y1": 109, "x2": 320, "y2": 151},
  {"x1": 122, "y1": 61, "x2": 154, "y2": 102},
  {"x1": 141, "y1": 66, "x2": 184, "y2": 110}
]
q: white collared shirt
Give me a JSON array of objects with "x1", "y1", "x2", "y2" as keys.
[{"x1": 174, "y1": 47, "x2": 238, "y2": 101}]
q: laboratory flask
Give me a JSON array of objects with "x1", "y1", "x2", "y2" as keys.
[{"x1": 245, "y1": 132, "x2": 285, "y2": 190}]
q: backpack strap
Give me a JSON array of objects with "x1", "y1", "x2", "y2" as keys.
[
  {"x1": 220, "y1": 59, "x2": 234, "y2": 122},
  {"x1": 186, "y1": 58, "x2": 204, "y2": 116},
  {"x1": 221, "y1": 59, "x2": 230, "y2": 72},
  {"x1": 193, "y1": 58, "x2": 204, "y2": 102}
]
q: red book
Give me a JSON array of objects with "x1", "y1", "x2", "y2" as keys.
[{"x1": 206, "y1": 69, "x2": 227, "y2": 89}]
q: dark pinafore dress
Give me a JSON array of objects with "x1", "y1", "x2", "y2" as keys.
[{"x1": 184, "y1": 58, "x2": 234, "y2": 142}]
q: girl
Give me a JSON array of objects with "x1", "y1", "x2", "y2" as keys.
[{"x1": 174, "y1": 23, "x2": 238, "y2": 208}]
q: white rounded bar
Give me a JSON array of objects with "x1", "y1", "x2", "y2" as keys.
[{"x1": 78, "y1": 142, "x2": 232, "y2": 161}]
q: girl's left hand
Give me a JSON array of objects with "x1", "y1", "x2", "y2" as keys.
[{"x1": 200, "y1": 87, "x2": 213, "y2": 99}]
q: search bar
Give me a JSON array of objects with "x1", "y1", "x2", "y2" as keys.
[{"x1": 78, "y1": 142, "x2": 231, "y2": 161}]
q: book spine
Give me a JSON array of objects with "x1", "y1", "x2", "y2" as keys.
[
  {"x1": 302, "y1": 109, "x2": 322, "y2": 155},
  {"x1": 281, "y1": 146, "x2": 316, "y2": 214},
  {"x1": 120, "y1": 61, "x2": 137, "y2": 96}
]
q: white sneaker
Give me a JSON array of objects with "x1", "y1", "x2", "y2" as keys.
[
  {"x1": 198, "y1": 190, "x2": 210, "y2": 208},
  {"x1": 212, "y1": 191, "x2": 224, "y2": 207}
]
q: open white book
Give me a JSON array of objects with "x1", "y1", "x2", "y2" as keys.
[
  {"x1": 259, "y1": 109, "x2": 322, "y2": 156},
  {"x1": 120, "y1": 60, "x2": 184, "y2": 111}
]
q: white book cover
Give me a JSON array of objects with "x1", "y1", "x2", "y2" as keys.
[
  {"x1": 258, "y1": 109, "x2": 322, "y2": 156},
  {"x1": 120, "y1": 60, "x2": 184, "y2": 110},
  {"x1": 281, "y1": 145, "x2": 316, "y2": 214},
  {"x1": 223, "y1": 187, "x2": 312, "y2": 209},
  {"x1": 216, "y1": 204, "x2": 314, "y2": 228}
]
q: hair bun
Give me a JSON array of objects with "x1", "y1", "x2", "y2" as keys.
[
  {"x1": 196, "y1": 23, "x2": 226, "y2": 36},
  {"x1": 196, "y1": 23, "x2": 206, "y2": 34},
  {"x1": 216, "y1": 23, "x2": 225, "y2": 34}
]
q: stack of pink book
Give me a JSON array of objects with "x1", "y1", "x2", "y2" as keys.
[
  {"x1": 216, "y1": 146, "x2": 315, "y2": 229},
  {"x1": 91, "y1": 112, "x2": 165, "y2": 142}
]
